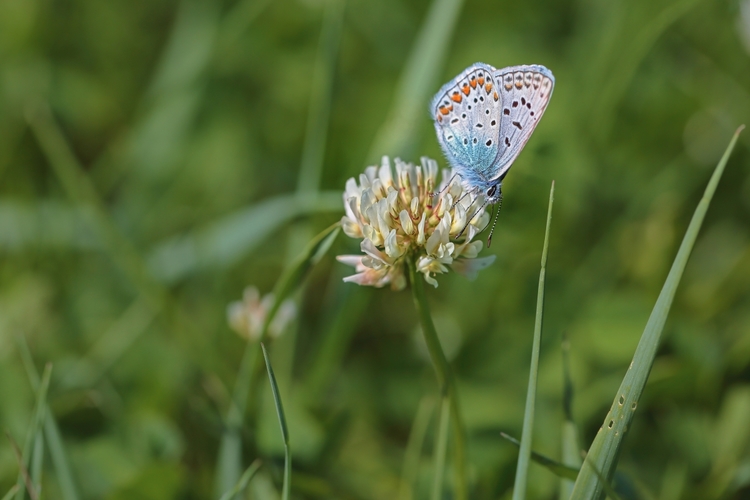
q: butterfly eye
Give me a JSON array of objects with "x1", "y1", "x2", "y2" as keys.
[{"x1": 486, "y1": 185, "x2": 497, "y2": 197}]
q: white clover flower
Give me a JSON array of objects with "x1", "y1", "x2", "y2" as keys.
[
  {"x1": 227, "y1": 286, "x2": 296, "y2": 341},
  {"x1": 337, "y1": 156, "x2": 496, "y2": 289}
]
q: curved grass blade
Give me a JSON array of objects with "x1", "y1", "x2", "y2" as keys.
[
  {"x1": 560, "y1": 333, "x2": 581, "y2": 499},
  {"x1": 297, "y1": 0, "x2": 345, "y2": 195},
  {"x1": 218, "y1": 460, "x2": 262, "y2": 500},
  {"x1": 16, "y1": 336, "x2": 81, "y2": 500},
  {"x1": 261, "y1": 344, "x2": 291, "y2": 500},
  {"x1": 500, "y1": 432, "x2": 578, "y2": 481},
  {"x1": 148, "y1": 192, "x2": 342, "y2": 283},
  {"x1": 430, "y1": 397, "x2": 450, "y2": 500},
  {"x1": 215, "y1": 222, "x2": 340, "y2": 498},
  {"x1": 13, "y1": 362, "x2": 51, "y2": 500},
  {"x1": 399, "y1": 396, "x2": 436, "y2": 500},
  {"x1": 570, "y1": 126, "x2": 745, "y2": 499},
  {"x1": 512, "y1": 181, "x2": 555, "y2": 500},
  {"x1": 1, "y1": 486, "x2": 19, "y2": 500},
  {"x1": 7, "y1": 433, "x2": 36, "y2": 500},
  {"x1": 367, "y1": 0, "x2": 465, "y2": 160}
]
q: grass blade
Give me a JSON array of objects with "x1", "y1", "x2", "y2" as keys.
[
  {"x1": 570, "y1": 126, "x2": 745, "y2": 499},
  {"x1": 399, "y1": 396, "x2": 436, "y2": 500},
  {"x1": 430, "y1": 397, "x2": 450, "y2": 500},
  {"x1": 500, "y1": 432, "x2": 578, "y2": 481},
  {"x1": 512, "y1": 181, "x2": 555, "y2": 500},
  {"x1": 261, "y1": 344, "x2": 291, "y2": 500},
  {"x1": 14, "y1": 362, "x2": 52, "y2": 500},
  {"x1": 1, "y1": 486, "x2": 19, "y2": 500},
  {"x1": 297, "y1": 0, "x2": 345, "y2": 194},
  {"x1": 560, "y1": 333, "x2": 581, "y2": 499},
  {"x1": 148, "y1": 192, "x2": 342, "y2": 283},
  {"x1": 215, "y1": 223, "x2": 340, "y2": 498},
  {"x1": 16, "y1": 335, "x2": 81, "y2": 500},
  {"x1": 367, "y1": 0, "x2": 465, "y2": 160},
  {"x1": 217, "y1": 460, "x2": 262, "y2": 500}
]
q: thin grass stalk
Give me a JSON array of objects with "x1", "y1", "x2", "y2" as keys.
[
  {"x1": 560, "y1": 333, "x2": 581, "y2": 499},
  {"x1": 218, "y1": 460, "x2": 263, "y2": 500},
  {"x1": 399, "y1": 395, "x2": 436, "y2": 500},
  {"x1": 216, "y1": 224, "x2": 339, "y2": 498},
  {"x1": 569, "y1": 127, "x2": 744, "y2": 499},
  {"x1": 367, "y1": 0, "x2": 465, "y2": 160},
  {"x1": 14, "y1": 363, "x2": 51, "y2": 500},
  {"x1": 16, "y1": 335, "x2": 80, "y2": 500},
  {"x1": 261, "y1": 344, "x2": 291, "y2": 500},
  {"x1": 430, "y1": 397, "x2": 450, "y2": 500},
  {"x1": 512, "y1": 181, "x2": 555, "y2": 500},
  {"x1": 407, "y1": 256, "x2": 467, "y2": 500}
]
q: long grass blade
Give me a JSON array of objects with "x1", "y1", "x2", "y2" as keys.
[
  {"x1": 560, "y1": 333, "x2": 581, "y2": 499},
  {"x1": 367, "y1": 0, "x2": 465, "y2": 160},
  {"x1": 7, "y1": 433, "x2": 36, "y2": 500},
  {"x1": 1, "y1": 486, "x2": 19, "y2": 500},
  {"x1": 399, "y1": 396, "x2": 436, "y2": 500},
  {"x1": 261, "y1": 344, "x2": 291, "y2": 500},
  {"x1": 16, "y1": 335, "x2": 81, "y2": 500},
  {"x1": 218, "y1": 460, "x2": 262, "y2": 500},
  {"x1": 512, "y1": 181, "x2": 555, "y2": 500},
  {"x1": 500, "y1": 432, "x2": 578, "y2": 481},
  {"x1": 569, "y1": 127, "x2": 745, "y2": 499},
  {"x1": 14, "y1": 362, "x2": 51, "y2": 500},
  {"x1": 215, "y1": 223, "x2": 339, "y2": 498},
  {"x1": 430, "y1": 397, "x2": 450, "y2": 500},
  {"x1": 297, "y1": 0, "x2": 345, "y2": 194},
  {"x1": 148, "y1": 192, "x2": 342, "y2": 283}
]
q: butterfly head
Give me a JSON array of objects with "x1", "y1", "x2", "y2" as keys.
[{"x1": 485, "y1": 183, "x2": 502, "y2": 204}]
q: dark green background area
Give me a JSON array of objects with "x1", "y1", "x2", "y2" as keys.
[{"x1": 1, "y1": 0, "x2": 749, "y2": 498}]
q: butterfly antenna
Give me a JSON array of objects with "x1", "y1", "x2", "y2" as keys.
[{"x1": 486, "y1": 192, "x2": 503, "y2": 248}]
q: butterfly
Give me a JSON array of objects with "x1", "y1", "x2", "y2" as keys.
[{"x1": 431, "y1": 62, "x2": 554, "y2": 245}]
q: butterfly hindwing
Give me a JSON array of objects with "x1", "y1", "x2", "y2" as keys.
[{"x1": 490, "y1": 65, "x2": 554, "y2": 181}]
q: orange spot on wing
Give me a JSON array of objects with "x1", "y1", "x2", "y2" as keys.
[
  {"x1": 437, "y1": 114, "x2": 443, "y2": 122},
  {"x1": 478, "y1": 76, "x2": 485, "y2": 86},
  {"x1": 439, "y1": 106, "x2": 450, "y2": 115},
  {"x1": 450, "y1": 92, "x2": 462, "y2": 103},
  {"x1": 462, "y1": 84, "x2": 470, "y2": 95},
  {"x1": 470, "y1": 77, "x2": 477, "y2": 89},
  {"x1": 493, "y1": 91, "x2": 499, "y2": 101},
  {"x1": 485, "y1": 82, "x2": 493, "y2": 93}
]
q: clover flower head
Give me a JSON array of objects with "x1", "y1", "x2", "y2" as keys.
[
  {"x1": 227, "y1": 286, "x2": 296, "y2": 341},
  {"x1": 337, "y1": 156, "x2": 496, "y2": 289}
]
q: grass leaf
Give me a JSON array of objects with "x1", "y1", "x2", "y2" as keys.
[
  {"x1": 500, "y1": 432, "x2": 579, "y2": 481},
  {"x1": 512, "y1": 181, "x2": 555, "y2": 500},
  {"x1": 569, "y1": 126, "x2": 745, "y2": 499},
  {"x1": 367, "y1": 0, "x2": 465, "y2": 160},
  {"x1": 261, "y1": 344, "x2": 291, "y2": 500},
  {"x1": 215, "y1": 222, "x2": 339, "y2": 498}
]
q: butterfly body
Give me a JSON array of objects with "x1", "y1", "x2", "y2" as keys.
[{"x1": 431, "y1": 63, "x2": 554, "y2": 203}]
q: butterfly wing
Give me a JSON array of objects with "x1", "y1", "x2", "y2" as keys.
[
  {"x1": 431, "y1": 63, "x2": 504, "y2": 186},
  {"x1": 489, "y1": 64, "x2": 554, "y2": 182}
]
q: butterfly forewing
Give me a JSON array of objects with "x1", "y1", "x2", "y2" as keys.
[
  {"x1": 431, "y1": 63, "x2": 503, "y2": 179},
  {"x1": 490, "y1": 65, "x2": 554, "y2": 181}
]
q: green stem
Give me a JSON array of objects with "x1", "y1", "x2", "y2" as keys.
[{"x1": 407, "y1": 257, "x2": 467, "y2": 500}]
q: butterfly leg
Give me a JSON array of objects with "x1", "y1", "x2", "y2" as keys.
[
  {"x1": 429, "y1": 172, "x2": 460, "y2": 199},
  {"x1": 456, "y1": 193, "x2": 488, "y2": 240}
]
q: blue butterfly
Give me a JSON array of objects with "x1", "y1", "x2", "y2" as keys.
[{"x1": 431, "y1": 63, "x2": 554, "y2": 244}]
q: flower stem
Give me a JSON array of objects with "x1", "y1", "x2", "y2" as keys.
[{"x1": 407, "y1": 257, "x2": 467, "y2": 500}]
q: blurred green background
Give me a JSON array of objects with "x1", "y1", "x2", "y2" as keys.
[{"x1": 1, "y1": 0, "x2": 749, "y2": 498}]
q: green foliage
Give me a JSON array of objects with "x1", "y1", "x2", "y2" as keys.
[{"x1": 1, "y1": 0, "x2": 749, "y2": 498}]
